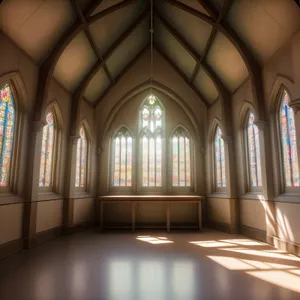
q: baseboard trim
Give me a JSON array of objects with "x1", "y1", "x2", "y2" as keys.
[
  {"x1": 0, "y1": 238, "x2": 23, "y2": 260},
  {"x1": 208, "y1": 221, "x2": 232, "y2": 233},
  {"x1": 63, "y1": 222, "x2": 93, "y2": 235},
  {"x1": 240, "y1": 225, "x2": 267, "y2": 243},
  {"x1": 273, "y1": 236, "x2": 300, "y2": 257},
  {"x1": 26, "y1": 227, "x2": 62, "y2": 248}
]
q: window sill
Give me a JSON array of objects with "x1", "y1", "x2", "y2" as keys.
[
  {"x1": 240, "y1": 192, "x2": 264, "y2": 201},
  {"x1": 74, "y1": 192, "x2": 93, "y2": 199},
  {"x1": 0, "y1": 193, "x2": 23, "y2": 206},
  {"x1": 207, "y1": 193, "x2": 229, "y2": 199},
  {"x1": 37, "y1": 192, "x2": 63, "y2": 202},
  {"x1": 274, "y1": 193, "x2": 300, "y2": 204}
]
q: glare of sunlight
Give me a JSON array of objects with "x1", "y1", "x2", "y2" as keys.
[
  {"x1": 189, "y1": 241, "x2": 236, "y2": 248},
  {"x1": 207, "y1": 256, "x2": 255, "y2": 270},
  {"x1": 136, "y1": 236, "x2": 173, "y2": 244},
  {"x1": 247, "y1": 271, "x2": 300, "y2": 293},
  {"x1": 220, "y1": 248, "x2": 300, "y2": 262},
  {"x1": 220, "y1": 239, "x2": 263, "y2": 246}
]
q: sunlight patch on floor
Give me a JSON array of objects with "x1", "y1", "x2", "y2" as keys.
[{"x1": 136, "y1": 236, "x2": 173, "y2": 244}]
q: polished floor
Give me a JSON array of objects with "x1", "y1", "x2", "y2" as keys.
[{"x1": 0, "y1": 230, "x2": 300, "y2": 300}]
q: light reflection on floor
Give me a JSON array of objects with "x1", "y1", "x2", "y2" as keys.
[
  {"x1": 136, "y1": 235, "x2": 174, "y2": 244},
  {"x1": 189, "y1": 238, "x2": 300, "y2": 293}
]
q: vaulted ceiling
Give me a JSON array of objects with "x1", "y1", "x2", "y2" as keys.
[{"x1": 1, "y1": 0, "x2": 300, "y2": 106}]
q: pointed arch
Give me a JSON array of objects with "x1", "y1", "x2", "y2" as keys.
[
  {"x1": 39, "y1": 101, "x2": 63, "y2": 188},
  {"x1": 171, "y1": 125, "x2": 192, "y2": 187},
  {"x1": 112, "y1": 126, "x2": 133, "y2": 187}
]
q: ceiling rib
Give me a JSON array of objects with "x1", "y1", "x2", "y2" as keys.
[
  {"x1": 88, "y1": 0, "x2": 136, "y2": 25},
  {"x1": 96, "y1": 43, "x2": 150, "y2": 106},
  {"x1": 190, "y1": 0, "x2": 233, "y2": 83},
  {"x1": 163, "y1": 0, "x2": 265, "y2": 120},
  {"x1": 75, "y1": 10, "x2": 149, "y2": 105},
  {"x1": 154, "y1": 10, "x2": 228, "y2": 103},
  {"x1": 71, "y1": 0, "x2": 114, "y2": 84}
]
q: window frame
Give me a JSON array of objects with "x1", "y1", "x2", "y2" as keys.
[
  {"x1": 213, "y1": 126, "x2": 226, "y2": 193},
  {"x1": 170, "y1": 126, "x2": 193, "y2": 193},
  {"x1": 75, "y1": 125, "x2": 90, "y2": 192},
  {"x1": 276, "y1": 87, "x2": 300, "y2": 194},
  {"x1": 137, "y1": 95, "x2": 166, "y2": 194},
  {"x1": 38, "y1": 106, "x2": 62, "y2": 194},
  {"x1": 110, "y1": 127, "x2": 135, "y2": 193},
  {"x1": 0, "y1": 81, "x2": 21, "y2": 194},
  {"x1": 244, "y1": 111, "x2": 263, "y2": 193}
]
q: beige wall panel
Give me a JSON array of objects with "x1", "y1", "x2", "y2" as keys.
[
  {"x1": 0, "y1": 203, "x2": 23, "y2": 245},
  {"x1": 240, "y1": 199, "x2": 266, "y2": 231},
  {"x1": 275, "y1": 202, "x2": 300, "y2": 245},
  {"x1": 207, "y1": 32, "x2": 248, "y2": 92},
  {"x1": 136, "y1": 203, "x2": 166, "y2": 225},
  {"x1": 194, "y1": 68, "x2": 218, "y2": 104},
  {"x1": 155, "y1": 20, "x2": 197, "y2": 79},
  {"x1": 90, "y1": 1, "x2": 146, "y2": 55},
  {"x1": 74, "y1": 198, "x2": 94, "y2": 226},
  {"x1": 158, "y1": 1, "x2": 212, "y2": 55},
  {"x1": 84, "y1": 68, "x2": 110, "y2": 103},
  {"x1": 103, "y1": 203, "x2": 132, "y2": 224},
  {"x1": 0, "y1": 0, "x2": 75, "y2": 62},
  {"x1": 54, "y1": 32, "x2": 97, "y2": 92},
  {"x1": 207, "y1": 198, "x2": 230, "y2": 224},
  {"x1": 36, "y1": 200, "x2": 63, "y2": 233},
  {"x1": 170, "y1": 203, "x2": 198, "y2": 224}
]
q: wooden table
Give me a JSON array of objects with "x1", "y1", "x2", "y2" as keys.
[{"x1": 98, "y1": 195, "x2": 204, "y2": 232}]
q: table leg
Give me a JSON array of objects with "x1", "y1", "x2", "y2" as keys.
[
  {"x1": 198, "y1": 202, "x2": 202, "y2": 231},
  {"x1": 167, "y1": 203, "x2": 170, "y2": 233},
  {"x1": 132, "y1": 202, "x2": 136, "y2": 233},
  {"x1": 100, "y1": 202, "x2": 104, "y2": 231}
]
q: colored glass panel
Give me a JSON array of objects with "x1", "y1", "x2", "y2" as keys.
[
  {"x1": 75, "y1": 126, "x2": 88, "y2": 188},
  {"x1": 172, "y1": 129, "x2": 191, "y2": 187},
  {"x1": 280, "y1": 90, "x2": 300, "y2": 187},
  {"x1": 214, "y1": 126, "x2": 226, "y2": 188},
  {"x1": 113, "y1": 130, "x2": 132, "y2": 187},
  {"x1": 140, "y1": 95, "x2": 163, "y2": 187},
  {"x1": 39, "y1": 112, "x2": 55, "y2": 187},
  {"x1": 247, "y1": 112, "x2": 262, "y2": 187},
  {"x1": 0, "y1": 84, "x2": 15, "y2": 186}
]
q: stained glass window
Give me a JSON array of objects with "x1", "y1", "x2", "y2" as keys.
[
  {"x1": 279, "y1": 90, "x2": 300, "y2": 187},
  {"x1": 39, "y1": 111, "x2": 55, "y2": 187},
  {"x1": 113, "y1": 129, "x2": 132, "y2": 187},
  {"x1": 140, "y1": 95, "x2": 163, "y2": 187},
  {"x1": 75, "y1": 126, "x2": 88, "y2": 188},
  {"x1": 172, "y1": 128, "x2": 191, "y2": 187},
  {"x1": 214, "y1": 126, "x2": 226, "y2": 188},
  {"x1": 0, "y1": 84, "x2": 15, "y2": 186},
  {"x1": 247, "y1": 112, "x2": 262, "y2": 187}
]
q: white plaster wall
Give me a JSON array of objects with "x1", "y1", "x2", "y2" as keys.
[
  {"x1": 36, "y1": 200, "x2": 63, "y2": 233},
  {"x1": 0, "y1": 204, "x2": 23, "y2": 244}
]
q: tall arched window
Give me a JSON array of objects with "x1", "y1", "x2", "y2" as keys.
[
  {"x1": 75, "y1": 126, "x2": 88, "y2": 188},
  {"x1": 279, "y1": 89, "x2": 299, "y2": 187},
  {"x1": 112, "y1": 128, "x2": 132, "y2": 187},
  {"x1": 214, "y1": 126, "x2": 226, "y2": 188},
  {"x1": 139, "y1": 95, "x2": 164, "y2": 187},
  {"x1": 39, "y1": 111, "x2": 56, "y2": 187},
  {"x1": 172, "y1": 128, "x2": 191, "y2": 187},
  {"x1": 247, "y1": 112, "x2": 262, "y2": 187},
  {"x1": 0, "y1": 83, "x2": 16, "y2": 187}
]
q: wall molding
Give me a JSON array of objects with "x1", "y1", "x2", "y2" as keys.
[
  {"x1": 240, "y1": 225, "x2": 267, "y2": 243},
  {"x1": 0, "y1": 238, "x2": 23, "y2": 260},
  {"x1": 273, "y1": 236, "x2": 300, "y2": 257},
  {"x1": 208, "y1": 221, "x2": 232, "y2": 233}
]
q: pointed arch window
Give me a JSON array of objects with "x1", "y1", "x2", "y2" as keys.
[
  {"x1": 39, "y1": 111, "x2": 56, "y2": 187},
  {"x1": 279, "y1": 89, "x2": 299, "y2": 187},
  {"x1": 112, "y1": 128, "x2": 132, "y2": 187},
  {"x1": 140, "y1": 95, "x2": 164, "y2": 187},
  {"x1": 75, "y1": 126, "x2": 88, "y2": 188},
  {"x1": 246, "y1": 112, "x2": 262, "y2": 187},
  {"x1": 214, "y1": 126, "x2": 226, "y2": 188},
  {"x1": 0, "y1": 84, "x2": 16, "y2": 187},
  {"x1": 172, "y1": 128, "x2": 191, "y2": 187}
]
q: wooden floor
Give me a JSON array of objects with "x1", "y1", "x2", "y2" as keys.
[{"x1": 0, "y1": 230, "x2": 300, "y2": 300}]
